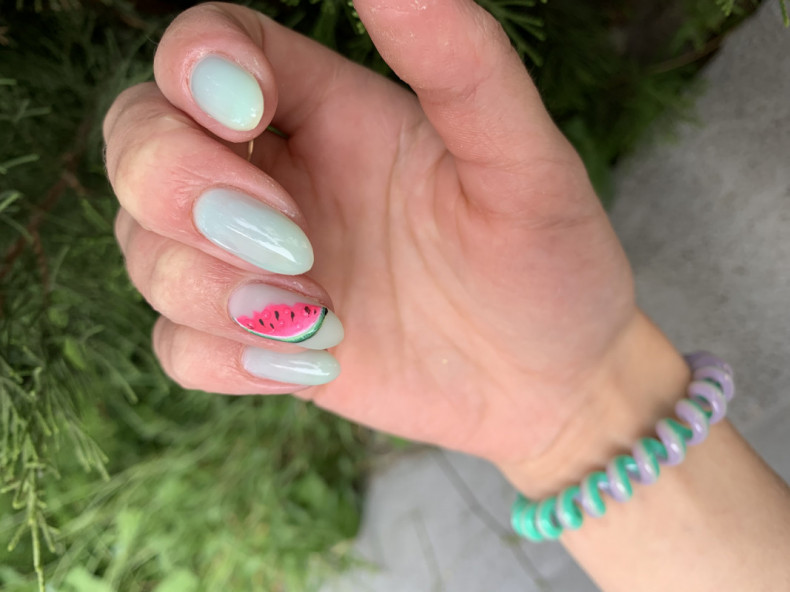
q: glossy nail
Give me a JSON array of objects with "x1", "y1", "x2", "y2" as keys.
[
  {"x1": 190, "y1": 55, "x2": 264, "y2": 131},
  {"x1": 229, "y1": 284, "x2": 344, "y2": 349},
  {"x1": 242, "y1": 347, "x2": 340, "y2": 386},
  {"x1": 194, "y1": 188, "x2": 314, "y2": 275}
]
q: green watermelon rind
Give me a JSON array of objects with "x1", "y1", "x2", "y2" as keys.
[{"x1": 239, "y1": 306, "x2": 328, "y2": 343}]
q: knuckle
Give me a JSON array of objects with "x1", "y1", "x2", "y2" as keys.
[
  {"x1": 110, "y1": 128, "x2": 166, "y2": 211},
  {"x1": 113, "y1": 209, "x2": 149, "y2": 258},
  {"x1": 102, "y1": 82, "x2": 157, "y2": 144},
  {"x1": 164, "y1": 327, "x2": 202, "y2": 390},
  {"x1": 113, "y1": 210, "x2": 131, "y2": 251},
  {"x1": 152, "y1": 318, "x2": 178, "y2": 385},
  {"x1": 110, "y1": 120, "x2": 208, "y2": 225},
  {"x1": 146, "y1": 241, "x2": 196, "y2": 317},
  {"x1": 122, "y1": 229, "x2": 159, "y2": 299},
  {"x1": 155, "y1": 322, "x2": 186, "y2": 388},
  {"x1": 120, "y1": 222, "x2": 146, "y2": 283}
]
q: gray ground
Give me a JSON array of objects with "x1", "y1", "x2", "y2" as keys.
[{"x1": 321, "y1": 2, "x2": 790, "y2": 590}]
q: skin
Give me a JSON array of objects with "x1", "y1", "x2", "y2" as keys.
[
  {"x1": 104, "y1": 2, "x2": 790, "y2": 590},
  {"x1": 105, "y1": 0, "x2": 636, "y2": 470},
  {"x1": 564, "y1": 421, "x2": 790, "y2": 591}
]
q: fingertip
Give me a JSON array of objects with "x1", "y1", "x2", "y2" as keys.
[
  {"x1": 102, "y1": 83, "x2": 157, "y2": 145},
  {"x1": 242, "y1": 347, "x2": 341, "y2": 387},
  {"x1": 154, "y1": 3, "x2": 278, "y2": 141},
  {"x1": 189, "y1": 54, "x2": 264, "y2": 132},
  {"x1": 300, "y1": 310, "x2": 345, "y2": 350}
]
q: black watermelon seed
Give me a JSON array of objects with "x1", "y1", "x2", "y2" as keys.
[
  {"x1": 304, "y1": 306, "x2": 310, "y2": 313},
  {"x1": 270, "y1": 323, "x2": 275, "y2": 329},
  {"x1": 258, "y1": 319, "x2": 265, "y2": 326},
  {"x1": 290, "y1": 311, "x2": 295, "y2": 321},
  {"x1": 274, "y1": 310, "x2": 280, "y2": 320}
]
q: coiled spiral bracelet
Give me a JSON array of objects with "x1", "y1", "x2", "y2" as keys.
[{"x1": 511, "y1": 352, "x2": 735, "y2": 542}]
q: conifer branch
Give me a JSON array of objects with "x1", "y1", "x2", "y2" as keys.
[
  {"x1": 0, "y1": 115, "x2": 91, "y2": 290},
  {"x1": 647, "y1": 32, "x2": 726, "y2": 75}
]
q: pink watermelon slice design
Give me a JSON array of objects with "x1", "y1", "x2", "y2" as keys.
[{"x1": 235, "y1": 302, "x2": 327, "y2": 343}]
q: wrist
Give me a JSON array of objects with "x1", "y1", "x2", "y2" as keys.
[{"x1": 497, "y1": 310, "x2": 691, "y2": 498}]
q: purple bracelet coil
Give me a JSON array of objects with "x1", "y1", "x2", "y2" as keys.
[{"x1": 512, "y1": 352, "x2": 735, "y2": 542}]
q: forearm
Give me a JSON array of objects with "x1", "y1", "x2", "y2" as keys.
[
  {"x1": 498, "y1": 311, "x2": 790, "y2": 591},
  {"x1": 564, "y1": 420, "x2": 790, "y2": 592}
]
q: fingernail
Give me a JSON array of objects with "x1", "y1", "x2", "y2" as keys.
[
  {"x1": 242, "y1": 348, "x2": 340, "y2": 386},
  {"x1": 190, "y1": 55, "x2": 263, "y2": 131},
  {"x1": 229, "y1": 284, "x2": 344, "y2": 349},
  {"x1": 194, "y1": 188, "x2": 314, "y2": 275}
]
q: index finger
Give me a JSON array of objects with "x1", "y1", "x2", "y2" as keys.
[{"x1": 152, "y1": 2, "x2": 395, "y2": 141}]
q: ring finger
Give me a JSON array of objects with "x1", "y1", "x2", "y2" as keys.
[
  {"x1": 117, "y1": 210, "x2": 344, "y2": 384},
  {"x1": 152, "y1": 317, "x2": 340, "y2": 395}
]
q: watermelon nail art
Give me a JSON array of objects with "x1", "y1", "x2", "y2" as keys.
[
  {"x1": 236, "y1": 303, "x2": 327, "y2": 342},
  {"x1": 228, "y1": 284, "x2": 344, "y2": 349}
]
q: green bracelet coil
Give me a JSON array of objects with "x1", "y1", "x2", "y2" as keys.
[{"x1": 511, "y1": 352, "x2": 735, "y2": 542}]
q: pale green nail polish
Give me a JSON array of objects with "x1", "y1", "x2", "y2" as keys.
[
  {"x1": 242, "y1": 348, "x2": 341, "y2": 386},
  {"x1": 194, "y1": 188, "x2": 314, "y2": 275},
  {"x1": 190, "y1": 55, "x2": 263, "y2": 131}
]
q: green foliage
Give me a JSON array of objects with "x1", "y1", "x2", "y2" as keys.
[
  {"x1": 0, "y1": 5, "x2": 369, "y2": 590},
  {"x1": 0, "y1": 0, "x2": 782, "y2": 590},
  {"x1": 717, "y1": 0, "x2": 737, "y2": 14},
  {"x1": 534, "y1": 0, "x2": 761, "y2": 203},
  {"x1": 1, "y1": 395, "x2": 368, "y2": 591}
]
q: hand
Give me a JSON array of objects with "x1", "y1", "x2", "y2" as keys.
[{"x1": 104, "y1": 1, "x2": 654, "y2": 478}]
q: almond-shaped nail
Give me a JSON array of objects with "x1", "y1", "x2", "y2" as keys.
[
  {"x1": 194, "y1": 188, "x2": 314, "y2": 275},
  {"x1": 190, "y1": 55, "x2": 263, "y2": 131},
  {"x1": 229, "y1": 284, "x2": 344, "y2": 349},
  {"x1": 242, "y1": 348, "x2": 340, "y2": 386}
]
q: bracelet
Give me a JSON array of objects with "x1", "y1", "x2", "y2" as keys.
[{"x1": 511, "y1": 352, "x2": 735, "y2": 542}]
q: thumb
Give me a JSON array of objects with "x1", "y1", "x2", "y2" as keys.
[{"x1": 354, "y1": 0, "x2": 588, "y2": 218}]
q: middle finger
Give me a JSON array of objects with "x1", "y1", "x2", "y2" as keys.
[
  {"x1": 116, "y1": 209, "x2": 344, "y2": 351},
  {"x1": 105, "y1": 82, "x2": 312, "y2": 277}
]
